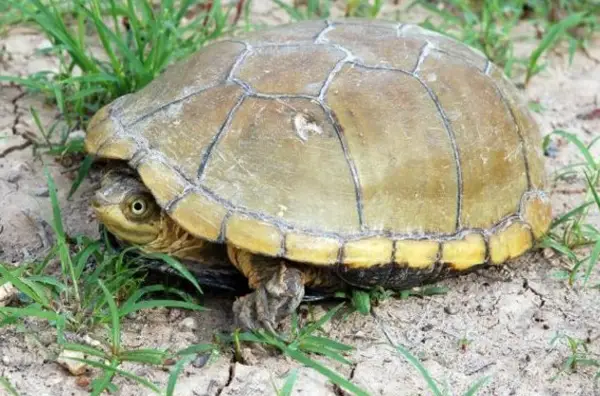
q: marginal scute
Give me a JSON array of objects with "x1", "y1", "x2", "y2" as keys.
[
  {"x1": 96, "y1": 136, "x2": 138, "y2": 160},
  {"x1": 343, "y1": 237, "x2": 394, "y2": 268},
  {"x1": 85, "y1": 108, "x2": 116, "y2": 155},
  {"x1": 395, "y1": 240, "x2": 439, "y2": 268},
  {"x1": 137, "y1": 159, "x2": 187, "y2": 207},
  {"x1": 442, "y1": 233, "x2": 486, "y2": 270},
  {"x1": 226, "y1": 215, "x2": 283, "y2": 257},
  {"x1": 489, "y1": 221, "x2": 533, "y2": 264},
  {"x1": 170, "y1": 192, "x2": 228, "y2": 241},
  {"x1": 285, "y1": 233, "x2": 339, "y2": 265},
  {"x1": 521, "y1": 192, "x2": 552, "y2": 238}
]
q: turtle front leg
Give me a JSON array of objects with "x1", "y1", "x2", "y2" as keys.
[{"x1": 228, "y1": 246, "x2": 305, "y2": 333}]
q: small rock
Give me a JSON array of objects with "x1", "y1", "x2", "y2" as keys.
[
  {"x1": 36, "y1": 39, "x2": 53, "y2": 51},
  {"x1": 57, "y1": 350, "x2": 87, "y2": 375},
  {"x1": 444, "y1": 305, "x2": 457, "y2": 315},
  {"x1": 82, "y1": 334, "x2": 102, "y2": 348},
  {"x1": 2, "y1": 356, "x2": 10, "y2": 365},
  {"x1": 31, "y1": 186, "x2": 49, "y2": 197},
  {"x1": 0, "y1": 282, "x2": 17, "y2": 307},
  {"x1": 67, "y1": 130, "x2": 86, "y2": 141},
  {"x1": 6, "y1": 163, "x2": 29, "y2": 182},
  {"x1": 192, "y1": 354, "x2": 211, "y2": 368},
  {"x1": 179, "y1": 317, "x2": 198, "y2": 330},
  {"x1": 75, "y1": 375, "x2": 91, "y2": 389}
]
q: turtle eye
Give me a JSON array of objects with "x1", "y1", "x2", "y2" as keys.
[{"x1": 130, "y1": 198, "x2": 147, "y2": 216}]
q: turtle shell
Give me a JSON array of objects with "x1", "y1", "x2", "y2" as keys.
[{"x1": 85, "y1": 19, "x2": 552, "y2": 274}]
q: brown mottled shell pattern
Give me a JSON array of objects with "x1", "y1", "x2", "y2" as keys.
[{"x1": 85, "y1": 19, "x2": 552, "y2": 275}]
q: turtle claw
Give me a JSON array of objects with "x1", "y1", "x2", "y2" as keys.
[{"x1": 232, "y1": 265, "x2": 305, "y2": 333}]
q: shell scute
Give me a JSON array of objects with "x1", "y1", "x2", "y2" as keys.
[
  {"x1": 201, "y1": 96, "x2": 361, "y2": 233},
  {"x1": 235, "y1": 45, "x2": 346, "y2": 96},
  {"x1": 324, "y1": 23, "x2": 423, "y2": 71}
]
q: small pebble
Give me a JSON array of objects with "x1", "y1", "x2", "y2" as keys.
[
  {"x1": 179, "y1": 317, "x2": 198, "y2": 330},
  {"x1": 6, "y1": 163, "x2": 29, "y2": 182},
  {"x1": 75, "y1": 375, "x2": 91, "y2": 388},
  {"x1": 444, "y1": 305, "x2": 457, "y2": 315},
  {"x1": 192, "y1": 354, "x2": 211, "y2": 368},
  {"x1": 2, "y1": 356, "x2": 10, "y2": 365},
  {"x1": 36, "y1": 39, "x2": 53, "y2": 51},
  {"x1": 67, "y1": 130, "x2": 86, "y2": 141},
  {"x1": 32, "y1": 187, "x2": 49, "y2": 197},
  {"x1": 57, "y1": 350, "x2": 87, "y2": 375}
]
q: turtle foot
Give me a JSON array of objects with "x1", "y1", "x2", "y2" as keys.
[{"x1": 232, "y1": 264, "x2": 305, "y2": 333}]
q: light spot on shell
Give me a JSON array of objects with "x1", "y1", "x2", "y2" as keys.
[{"x1": 293, "y1": 112, "x2": 324, "y2": 142}]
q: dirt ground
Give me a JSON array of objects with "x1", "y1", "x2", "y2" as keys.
[{"x1": 1, "y1": 1, "x2": 600, "y2": 395}]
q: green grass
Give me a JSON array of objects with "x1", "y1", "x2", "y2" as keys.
[
  {"x1": 0, "y1": 172, "x2": 209, "y2": 393},
  {"x1": 0, "y1": 0, "x2": 249, "y2": 150},
  {"x1": 393, "y1": 344, "x2": 490, "y2": 395},
  {"x1": 408, "y1": 0, "x2": 598, "y2": 84},
  {"x1": 549, "y1": 332, "x2": 600, "y2": 381},
  {"x1": 541, "y1": 130, "x2": 600, "y2": 287},
  {"x1": 273, "y1": 0, "x2": 383, "y2": 19}
]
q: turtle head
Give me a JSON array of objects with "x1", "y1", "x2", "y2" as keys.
[
  {"x1": 91, "y1": 167, "x2": 163, "y2": 246},
  {"x1": 91, "y1": 165, "x2": 208, "y2": 259}
]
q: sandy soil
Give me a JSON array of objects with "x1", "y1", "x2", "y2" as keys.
[{"x1": 1, "y1": 1, "x2": 600, "y2": 395}]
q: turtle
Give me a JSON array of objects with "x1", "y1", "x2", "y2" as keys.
[{"x1": 85, "y1": 19, "x2": 552, "y2": 332}]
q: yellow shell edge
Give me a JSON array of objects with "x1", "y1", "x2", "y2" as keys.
[
  {"x1": 226, "y1": 214, "x2": 283, "y2": 257},
  {"x1": 96, "y1": 137, "x2": 138, "y2": 160},
  {"x1": 137, "y1": 159, "x2": 187, "y2": 207},
  {"x1": 489, "y1": 221, "x2": 533, "y2": 265},
  {"x1": 442, "y1": 233, "x2": 487, "y2": 270},
  {"x1": 343, "y1": 237, "x2": 394, "y2": 268},
  {"x1": 521, "y1": 192, "x2": 552, "y2": 239},
  {"x1": 395, "y1": 240, "x2": 439, "y2": 268},
  {"x1": 84, "y1": 105, "x2": 115, "y2": 155},
  {"x1": 170, "y1": 191, "x2": 228, "y2": 242},
  {"x1": 285, "y1": 233, "x2": 339, "y2": 265}
]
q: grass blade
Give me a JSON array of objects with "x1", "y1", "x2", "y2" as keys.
[
  {"x1": 284, "y1": 349, "x2": 368, "y2": 396},
  {"x1": 0, "y1": 376, "x2": 19, "y2": 396},
  {"x1": 278, "y1": 368, "x2": 298, "y2": 396},
  {"x1": 526, "y1": 13, "x2": 587, "y2": 85},
  {"x1": 166, "y1": 354, "x2": 195, "y2": 396},
  {"x1": 464, "y1": 375, "x2": 491, "y2": 396},
  {"x1": 97, "y1": 280, "x2": 120, "y2": 354},
  {"x1": 395, "y1": 344, "x2": 443, "y2": 396}
]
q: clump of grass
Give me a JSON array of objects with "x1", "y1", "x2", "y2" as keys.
[
  {"x1": 1, "y1": 0, "x2": 246, "y2": 143},
  {"x1": 549, "y1": 332, "x2": 600, "y2": 381},
  {"x1": 226, "y1": 303, "x2": 370, "y2": 396},
  {"x1": 394, "y1": 344, "x2": 491, "y2": 395},
  {"x1": 336, "y1": 285, "x2": 448, "y2": 316},
  {"x1": 540, "y1": 130, "x2": 600, "y2": 287},
  {"x1": 0, "y1": 171, "x2": 208, "y2": 393},
  {"x1": 409, "y1": 0, "x2": 594, "y2": 84},
  {"x1": 274, "y1": 0, "x2": 383, "y2": 21}
]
